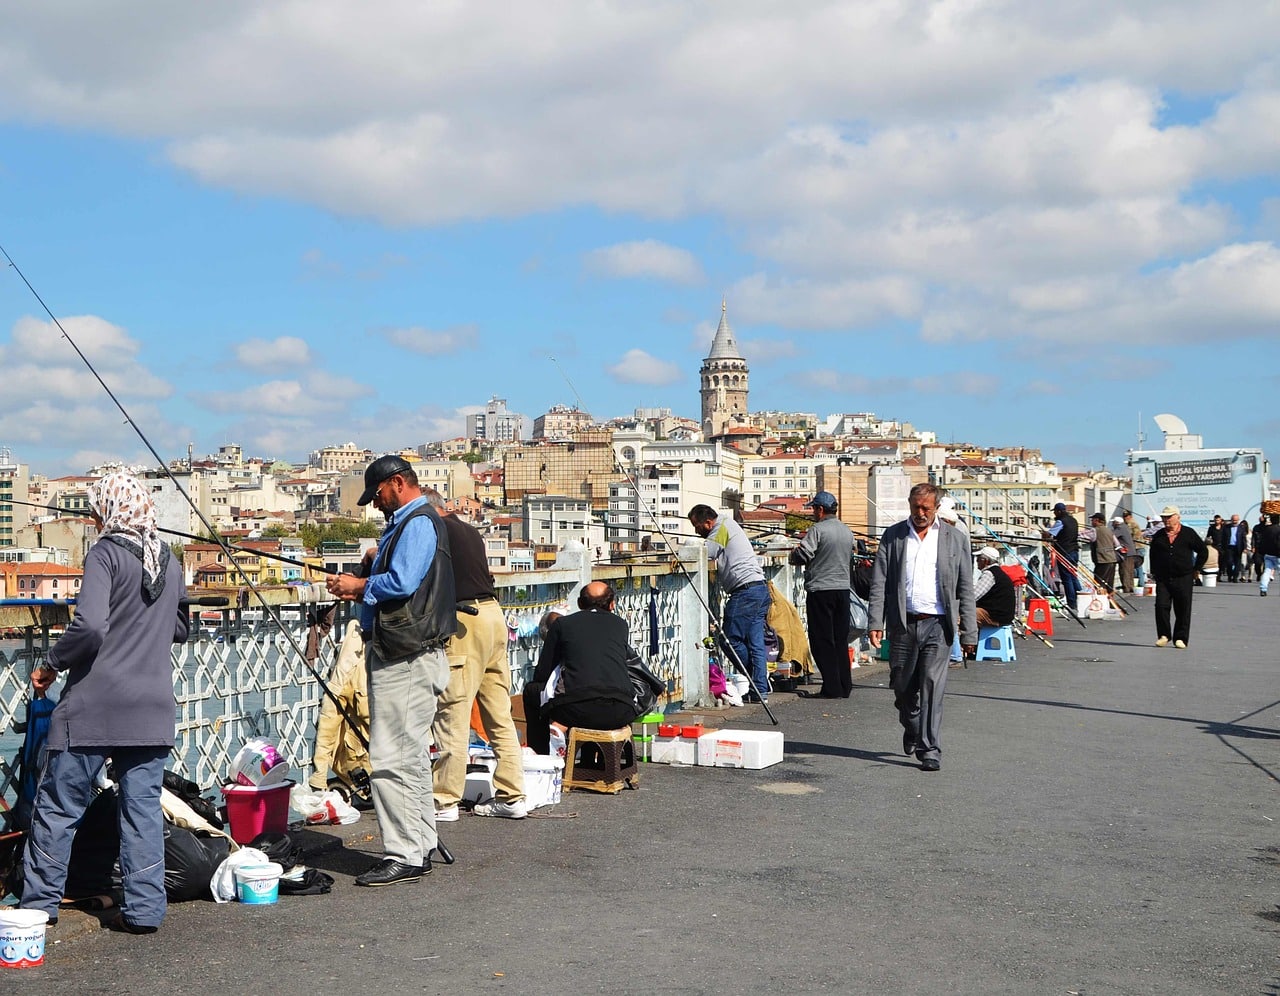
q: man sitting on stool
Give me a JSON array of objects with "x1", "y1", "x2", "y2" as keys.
[
  {"x1": 974, "y1": 546, "x2": 1017, "y2": 629},
  {"x1": 523, "y1": 581, "x2": 639, "y2": 755}
]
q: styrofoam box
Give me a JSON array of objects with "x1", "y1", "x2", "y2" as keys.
[
  {"x1": 651, "y1": 735, "x2": 698, "y2": 766},
  {"x1": 696, "y1": 729, "x2": 784, "y2": 769}
]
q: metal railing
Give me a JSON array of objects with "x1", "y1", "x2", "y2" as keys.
[{"x1": 0, "y1": 544, "x2": 804, "y2": 824}]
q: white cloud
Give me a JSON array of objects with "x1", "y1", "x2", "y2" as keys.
[
  {"x1": 584, "y1": 240, "x2": 705, "y2": 285},
  {"x1": 607, "y1": 349, "x2": 684, "y2": 386},
  {"x1": 380, "y1": 325, "x2": 479, "y2": 355},
  {"x1": 233, "y1": 336, "x2": 312, "y2": 371},
  {"x1": 194, "y1": 371, "x2": 373, "y2": 417}
]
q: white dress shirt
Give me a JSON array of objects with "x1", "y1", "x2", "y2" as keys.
[{"x1": 904, "y1": 519, "x2": 945, "y2": 615}]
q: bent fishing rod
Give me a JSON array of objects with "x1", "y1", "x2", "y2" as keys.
[
  {"x1": 0, "y1": 245, "x2": 371, "y2": 744},
  {"x1": 551, "y1": 357, "x2": 781, "y2": 725}
]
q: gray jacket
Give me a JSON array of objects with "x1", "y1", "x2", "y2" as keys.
[
  {"x1": 868, "y1": 518, "x2": 976, "y2": 646},
  {"x1": 789, "y1": 516, "x2": 854, "y2": 591},
  {"x1": 46, "y1": 540, "x2": 188, "y2": 749}
]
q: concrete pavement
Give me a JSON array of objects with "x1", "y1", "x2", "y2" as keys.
[{"x1": 12, "y1": 581, "x2": 1280, "y2": 994}]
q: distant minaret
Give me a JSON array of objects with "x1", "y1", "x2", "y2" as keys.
[{"x1": 699, "y1": 299, "x2": 749, "y2": 438}]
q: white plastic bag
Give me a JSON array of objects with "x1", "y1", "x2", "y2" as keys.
[
  {"x1": 210, "y1": 847, "x2": 270, "y2": 903},
  {"x1": 289, "y1": 784, "x2": 360, "y2": 826}
]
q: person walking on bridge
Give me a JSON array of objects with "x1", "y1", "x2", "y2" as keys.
[{"x1": 1148, "y1": 505, "x2": 1208, "y2": 649}]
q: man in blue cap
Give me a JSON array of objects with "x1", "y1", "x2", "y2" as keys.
[
  {"x1": 790, "y1": 491, "x2": 856, "y2": 698},
  {"x1": 327, "y1": 455, "x2": 457, "y2": 887},
  {"x1": 1041, "y1": 502, "x2": 1080, "y2": 614}
]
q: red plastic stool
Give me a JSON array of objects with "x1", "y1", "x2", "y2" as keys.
[{"x1": 1025, "y1": 598, "x2": 1054, "y2": 639}]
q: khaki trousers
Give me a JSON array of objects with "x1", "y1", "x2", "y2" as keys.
[
  {"x1": 432, "y1": 599, "x2": 525, "y2": 807},
  {"x1": 367, "y1": 643, "x2": 449, "y2": 866}
]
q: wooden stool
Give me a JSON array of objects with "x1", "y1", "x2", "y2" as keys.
[{"x1": 564, "y1": 727, "x2": 639, "y2": 794}]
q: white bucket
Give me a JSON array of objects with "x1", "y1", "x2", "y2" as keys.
[
  {"x1": 729, "y1": 674, "x2": 750, "y2": 697},
  {"x1": 232, "y1": 738, "x2": 290, "y2": 787},
  {"x1": 521, "y1": 749, "x2": 564, "y2": 809},
  {"x1": 235, "y1": 862, "x2": 283, "y2": 905},
  {"x1": 0, "y1": 909, "x2": 49, "y2": 969},
  {"x1": 1202, "y1": 569, "x2": 1218, "y2": 588}
]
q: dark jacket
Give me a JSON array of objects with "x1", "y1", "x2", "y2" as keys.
[
  {"x1": 977, "y1": 565, "x2": 1017, "y2": 627},
  {"x1": 532, "y1": 609, "x2": 636, "y2": 713},
  {"x1": 372, "y1": 503, "x2": 458, "y2": 662},
  {"x1": 1051, "y1": 515, "x2": 1079, "y2": 557},
  {"x1": 1149, "y1": 526, "x2": 1209, "y2": 582}
]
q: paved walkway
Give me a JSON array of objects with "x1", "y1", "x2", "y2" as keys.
[{"x1": 13, "y1": 583, "x2": 1280, "y2": 994}]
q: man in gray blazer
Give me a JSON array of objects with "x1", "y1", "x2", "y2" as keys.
[{"x1": 868, "y1": 483, "x2": 977, "y2": 771}]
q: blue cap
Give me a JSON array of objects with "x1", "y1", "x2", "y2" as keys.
[{"x1": 805, "y1": 491, "x2": 838, "y2": 511}]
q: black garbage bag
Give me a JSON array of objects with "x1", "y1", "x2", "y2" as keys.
[{"x1": 163, "y1": 825, "x2": 229, "y2": 901}]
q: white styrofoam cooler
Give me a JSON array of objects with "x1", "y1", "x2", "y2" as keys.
[
  {"x1": 651, "y1": 735, "x2": 699, "y2": 766},
  {"x1": 696, "y1": 729, "x2": 784, "y2": 769}
]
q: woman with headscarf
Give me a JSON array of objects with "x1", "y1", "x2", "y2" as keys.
[{"x1": 21, "y1": 472, "x2": 188, "y2": 934}]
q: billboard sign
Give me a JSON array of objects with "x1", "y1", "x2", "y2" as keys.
[{"x1": 1127, "y1": 448, "x2": 1267, "y2": 532}]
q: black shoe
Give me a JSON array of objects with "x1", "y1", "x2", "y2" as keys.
[
  {"x1": 744, "y1": 691, "x2": 768, "y2": 704},
  {"x1": 355, "y1": 858, "x2": 427, "y2": 887},
  {"x1": 797, "y1": 689, "x2": 838, "y2": 699},
  {"x1": 920, "y1": 757, "x2": 941, "y2": 772},
  {"x1": 903, "y1": 731, "x2": 918, "y2": 757},
  {"x1": 106, "y1": 913, "x2": 158, "y2": 934}
]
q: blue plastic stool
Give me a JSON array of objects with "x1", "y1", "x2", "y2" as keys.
[{"x1": 975, "y1": 625, "x2": 1016, "y2": 663}]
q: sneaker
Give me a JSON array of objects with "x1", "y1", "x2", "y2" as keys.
[
  {"x1": 1155, "y1": 636, "x2": 1170, "y2": 647},
  {"x1": 472, "y1": 799, "x2": 528, "y2": 820},
  {"x1": 434, "y1": 805, "x2": 459, "y2": 823},
  {"x1": 1174, "y1": 640, "x2": 1187, "y2": 650},
  {"x1": 1261, "y1": 590, "x2": 1268, "y2": 597}
]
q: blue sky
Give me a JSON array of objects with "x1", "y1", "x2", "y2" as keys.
[{"x1": 1, "y1": 2, "x2": 1278, "y2": 476}]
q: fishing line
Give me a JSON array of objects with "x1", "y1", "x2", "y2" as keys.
[
  {"x1": 551, "y1": 355, "x2": 780, "y2": 724},
  {"x1": 0, "y1": 244, "x2": 369, "y2": 744}
]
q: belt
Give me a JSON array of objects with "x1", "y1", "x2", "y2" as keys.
[
  {"x1": 728, "y1": 580, "x2": 766, "y2": 596},
  {"x1": 906, "y1": 612, "x2": 943, "y2": 623}
]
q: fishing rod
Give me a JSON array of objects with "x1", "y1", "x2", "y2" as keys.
[
  {"x1": 551, "y1": 357, "x2": 780, "y2": 724},
  {"x1": 4, "y1": 496, "x2": 342, "y2": 577},
  {"x1": 0, "y1": 246, "x2": 372, "y2": 757}
]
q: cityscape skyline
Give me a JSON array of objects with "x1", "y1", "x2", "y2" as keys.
[{"x1": 1, "y1": 5, "x2": 1278, "y2": 476}]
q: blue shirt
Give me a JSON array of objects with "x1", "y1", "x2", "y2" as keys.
[{"x1": 360, "y1": 495, "x2": 438, "y2": 632}]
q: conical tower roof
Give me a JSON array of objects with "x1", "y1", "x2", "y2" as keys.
[{"x1": 706, "y1": 299, "x2": 742, "y2": 361}]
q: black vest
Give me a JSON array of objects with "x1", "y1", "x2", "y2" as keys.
[{"x1": 371, "y1": 503, "x2": 457, "y2": 662}]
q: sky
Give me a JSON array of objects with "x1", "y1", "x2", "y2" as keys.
[{"x1": 1, "y1": 1, "x2": 1278, "y2": 477}]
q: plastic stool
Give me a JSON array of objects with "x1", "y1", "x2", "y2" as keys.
[
  {"x1": 1025, "y1": 598, "x2": 1054, "y2": 639},
  {"x1": 563, "y1": 727, "x2": 639, "y2": 794},
  {"x1": 975, "y1": 625, "x2": 1017, "y2": 663}
]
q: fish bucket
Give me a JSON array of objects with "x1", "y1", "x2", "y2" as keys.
[
  {"x1": 234, "y1": 863, "x2": 283, "y2": 905},
  {"x1": 222, "y1": 780, "x2": 294, "y2": 844},
  {"x1": 231, "y1": 738, "x2": 290, "y2": 787},
  {"x1": 0, "y1": 909, "x2": 49, "y2": 969},
  {"x1": 1202, "y1": 569, "x2": 1218, "y2": 588}
]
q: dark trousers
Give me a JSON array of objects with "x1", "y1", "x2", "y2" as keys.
[
  {"x1": 1154, "y1": 574, "x2": 1195, "y2": 645},
  {"x1": 1093, "y1": 561, "x2": 1117, "y2": 593},
  {"x1": 806, "y1": 589, "x2": 852, "y2": 697},
  {"x1": 521, "y1": 684, "x2": 635, "y2": 756},
  {"x1": 888, "y1": 616, "x2": 951, "y2": 762}
]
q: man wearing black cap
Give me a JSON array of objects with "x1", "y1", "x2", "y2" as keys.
[
  {"x1": 326, "y1": 456, "x2": 457, "y2": 887},
  {"x1": 790, "y1": 491, "x2": 855, "y2": 698},
  {"x1": 1041, "y1": 502, "x2": 1080, "y2": 613}
]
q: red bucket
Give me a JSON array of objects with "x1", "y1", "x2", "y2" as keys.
[{"x1": 221, "y1": 780, "x2": 294, "y2": 844}]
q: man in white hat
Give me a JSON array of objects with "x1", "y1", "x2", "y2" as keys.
[
  {"x1": 974, "y1": 547, "x2": 1017, "y2": 629},
  {"x1": 1147, "y1": 505, "x2": 1209, "y2": 649}
]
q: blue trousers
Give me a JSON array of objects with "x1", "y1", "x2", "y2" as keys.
[
  {"x1": 22, "y1": 746, "x2": 170, "y2": 927},
  {"x1": 1058, "y1": 552, "x2": 1080, "y2": 610},
  {"x1": 723, "y1": 582, "x2": 771, "y2": 701}
]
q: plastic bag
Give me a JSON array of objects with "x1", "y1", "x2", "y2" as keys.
[
  {"x1": 289, "y1": 785, "x2": 360, "y2": 826},
  {"x1": 210, "y1": 847, "x2": 269, "y2": 903}
]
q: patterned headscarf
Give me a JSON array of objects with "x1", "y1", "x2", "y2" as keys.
[{"x1": 88, "y1": 472, "x2": 169, "y2": 600}]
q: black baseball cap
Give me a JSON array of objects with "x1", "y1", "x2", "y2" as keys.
[{"x1": 358, "y1": 455, "x2": 412, "y2": 506}]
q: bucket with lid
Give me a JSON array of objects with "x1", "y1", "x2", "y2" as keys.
[
  {"x1": 0, "y1": 909, "x2": 49, "y2": 969},
  {"x1": 234, "y1": 862, "x2": 283, "y2": 905}
]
